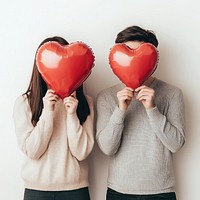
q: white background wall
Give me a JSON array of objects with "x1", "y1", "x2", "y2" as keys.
[{"x1": 0, "y1": 0, "x2": 200, "y2": 199}]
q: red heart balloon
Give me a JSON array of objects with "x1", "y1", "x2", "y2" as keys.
[
  {"x1": 36, "y1": 41, "x2": 94, "y2": 99},
  {"x1": 109, "y1": 43, "x2": 159, "y2": 89}
]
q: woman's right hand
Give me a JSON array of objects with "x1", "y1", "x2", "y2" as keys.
[
  {"x1": 117, "y1": 87, "x2": 134, "y2": 111},
  {"x1": 43, "y1": 89, "x2": 60, "y2": 111}
]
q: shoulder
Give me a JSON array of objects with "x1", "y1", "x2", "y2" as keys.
[
  {"x1": 85, "y1": 94, "x2": 93, "y2": 105},
  {"x1": 84, "y1": 95, "x2": 94, "y2": 117},
  {"x1": 14, "y1": 94, "x2": 28, "y2": 108},
  {"x1": 154, "y1": 79, "x2": 183, "y2": 98},
  {"x1": 85, "y1": 94, "x2": 94, "y2": 111},
  {"x1": 97, "y1": 83, "x2": 123, "y2": 100},
  {"x1": 13, "y1": 94, "x2": 30, "y2": 118}
]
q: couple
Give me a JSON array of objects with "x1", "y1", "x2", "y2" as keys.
[{"x1": 13, "y1": 25, "x2": 185, "y2": 200}]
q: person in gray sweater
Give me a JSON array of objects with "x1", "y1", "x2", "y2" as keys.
[{"x1": 96, "y1": 26, "x2": 185, "y2": 200}]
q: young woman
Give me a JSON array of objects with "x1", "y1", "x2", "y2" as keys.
[{"x1": 13, "y1": 36, "x2": 94, "y2": 200}]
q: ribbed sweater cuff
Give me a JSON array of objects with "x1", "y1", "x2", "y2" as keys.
[{"x1": 110, "y1": 106, "x2": 126, "y2": 124}]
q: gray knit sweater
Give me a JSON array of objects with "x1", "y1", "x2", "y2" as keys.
[{"x1": 96, "y1": 79, "x2": 185, "y2": 195}]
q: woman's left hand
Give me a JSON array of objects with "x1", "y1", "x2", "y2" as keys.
[
  {"x1": 63, "y1": 92, "x2": 78, "y2": 115},
  {"x1": 135, "y1": 85, "x2": 156, "y2": 109}
]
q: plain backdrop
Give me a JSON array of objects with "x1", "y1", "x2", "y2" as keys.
[{"x1": 0, "y1": 0, "x2": 200, "y2": 199}]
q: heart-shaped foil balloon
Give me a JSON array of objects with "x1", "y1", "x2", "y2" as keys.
[
  {"x1": 36, "y1": 41, "x2": 95, "y2": 98},
  {"x1": 109, "y1": 43, "x2": 159, "y2": 89}
]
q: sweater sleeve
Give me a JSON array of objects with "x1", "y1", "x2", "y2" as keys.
[
  {"x1": 96, "y1": 92, "x2": 126, "y2": 156},
  {"x1": 146, "y1": 89, "x2": 185, "y2": 153},
  {"x1": 13, "y1": 95, "x2": 54, "y2": 160},
  {"x1": 66, "y1": 96, "x2": 94, "y2": 161}
]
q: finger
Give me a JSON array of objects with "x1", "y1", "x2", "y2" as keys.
[
  {"x1": 136, "y1": 89, "x2": 154, "y2": 97},
  {"x1": 135, "y1": 85, "x2": 149, "y2": 92},
  {"x1": 138, "y1": 95, "x2": 152, "y2": 101},
  {"x1": 51, "y1": 94, "x2": 60, "y2": 101},
  {"x1": 46, "y1": 94, "x2": 55, "y2": 99},
  {"x1": 118, "y1": 93, "x2": 134, "y2": 100},
  {"x1": 136, "y1": 91, "x2": 154, "y2": 99},
  {"x1": 118, "y1": 95, "x2": 133, "y2": 100},
  {"x1": 64, "y1": 97, "x2": 78, "y2": 104},
  {"x1": 63, "y1": 99, "x2": 71, "y2": 104},
  {"x1": 121, "y1": 88, "x2": 134, "y2": 94},
  {"x1": 64, "y1": 96, "x2": 75, "y2": 101},
  {"x1": 120, "y1": 96, "x2": 132, "y2": 100},
  {"x1": 49, "y1": 96, "x2": 59, "y2": 102},
  {"x1": 118, "y1": 95, "x2": 133, "y2": 101},
  {"x1": 138, "y1": 88, "x2": 154, "y2": 93},
  {"x1": 47, "y1": 94, "x2": 59, "y2": 101},
  {"x1": 124, "y1": 87, "x2": 134, "y2": 92},
  {"x1": 55, "y1": 95, "x2": 60, "y2": 101},
  {"x1": 70, "y1": 91, "x2": 76, "y2": 98},
  {"x1": 68, "y1": 96, "x2": 78, "y2": 102},
  {"x1": 47, "y1": 89, "x2": 55, "y2": 94},
  {"x1": 125, "y1": 96, "x2": 133, "y2": 101},
  {"x1": 120, "y1": 89, "x2": 134, "y2": 94},
  {"x1": 118, "y1": 90, "x2": 134, "y2": 97},
  {"x1": 118, "y1": 94, "x2": 134, "y2": 100},
  {"x1": 64, "y1": 102, "x2": 71, "y2": 107},
  {"x1": 46, "y1": 92, "x2": 59, "y2": 100},
  {"x1": 64, "y1": 102, "x2": 77, "y2": 110},
  {"x1": 53, "y1": 95, "x2": 59, "y2": 100}
]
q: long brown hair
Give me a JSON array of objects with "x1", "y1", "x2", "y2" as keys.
[
  {"x1": 24, "y1": 36, "x2": 90, "y2": 126},
  {"x1": 115, "y1": 25, "x2": 158, "y2": 47}
]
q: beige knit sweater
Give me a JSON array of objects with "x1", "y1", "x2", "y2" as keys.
[{"x1": 13, "y1": 95, "x2": 94, "y2": 191}]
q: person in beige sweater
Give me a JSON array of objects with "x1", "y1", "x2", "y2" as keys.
[{"x1": 13, "y1": 37, "x2": 94, "y2": 200}]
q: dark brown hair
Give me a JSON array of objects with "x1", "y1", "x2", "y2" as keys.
[
  {"x1": 115, "y1": 25, "x2": 158, "y2": 47},
  {"x1": 24, "y1": 36, "x2": 90, "y2": 126}
]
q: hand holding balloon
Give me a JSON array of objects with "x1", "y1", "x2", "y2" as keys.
[
  {"x1": 43, "y1": 89, "x2": 60, "y2": 111},
  {"x1": 135, "y1": 85, "x2": 155, "y2": 109},
  {"x1": 63, "y1": 92, "x2": 78, "y2": 115},
  {"x1": 117, "y1": 87, "x2": 134, "y2": 111}
]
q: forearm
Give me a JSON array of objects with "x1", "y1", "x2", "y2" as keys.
[
  {"x1": 96, "y1": 106, "x2": 126, "y2": 156},
  {"x1": 67, "y1": 114, "x2": 94, "y2": 161},
  {"x1": 147, "y1": 107, "x2": 185, "y2": 152},
  {"x1": 14, "y1": 108, "x2": 54, "y2": 160}
]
